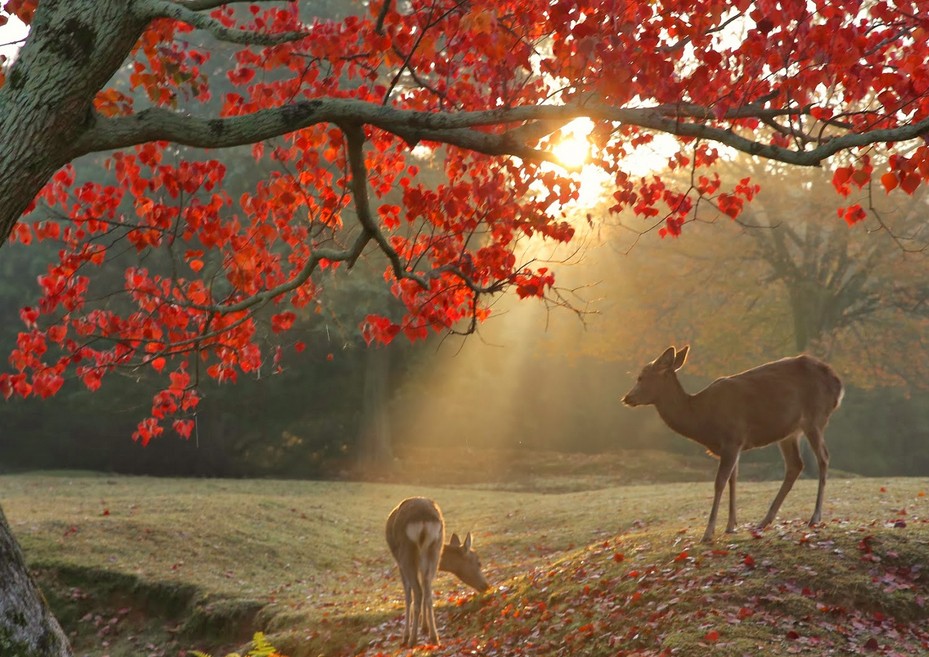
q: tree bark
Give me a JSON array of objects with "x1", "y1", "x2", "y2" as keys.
[
  {"x1": 0, "y1": 507, "x2": 72, "y2": 657},
  {"x1": 0, "y1": 0, "x2": 146, "y2": 241},
  {"x1": 357, "y1": 344, "x2": 394, "y2": 465}
]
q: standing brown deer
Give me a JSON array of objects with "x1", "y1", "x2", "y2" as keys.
[
  {"x1": 385, "y1": 497, "x2": 490, "y2": 646},
  {"x1": 622, "y1": 346, "x2": 843, "y2": 543}
]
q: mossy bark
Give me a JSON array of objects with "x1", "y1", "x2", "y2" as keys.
[
  {"x1": 0, "y1": 506, "x2": 72, "y2": 657},
  {"x1": 0, "y1": 0, "x2": 145, "y2": 241}
]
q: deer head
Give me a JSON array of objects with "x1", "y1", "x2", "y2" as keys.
[
  {"x1": 622, "y1": 345, "x2": 689, "y2": 407},
  {"x1": 440, "y1": 532, "x2": 490, "y2": 592}
]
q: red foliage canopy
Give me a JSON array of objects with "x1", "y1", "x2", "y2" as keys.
[{"x1": 1, "y1": 0, "x2": 928, "y2": 443}]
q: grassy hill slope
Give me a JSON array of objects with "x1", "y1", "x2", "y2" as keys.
[{"x1": 1, "y1": 449, "x2": 927, "y2": 656}]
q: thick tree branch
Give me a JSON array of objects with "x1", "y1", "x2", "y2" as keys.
[
  {"x1": 341, "y1": 122, "x2": 414, "y2": 281},
  {"x1": 74, "y1": 99, "x2": 929, "y2": 170}
]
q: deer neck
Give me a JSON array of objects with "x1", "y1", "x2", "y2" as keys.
[{"x1": 654, "y1": 377, "x2": 720, "y2": 454}]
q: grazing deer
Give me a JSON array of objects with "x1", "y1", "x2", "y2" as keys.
[
  {"x1": 622, "y1": 346, "x2": 843, "y2": 543},
  {"x1": 385, "y1": 497, "x2": 490, "y2": 646}
]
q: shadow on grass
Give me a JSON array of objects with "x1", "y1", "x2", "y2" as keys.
[{"x1": 38, "y1": 564, "x2": 264, "y2": 657}]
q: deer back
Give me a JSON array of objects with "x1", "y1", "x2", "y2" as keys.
[
  {"x1": 692, "y1": 355, "x2": 843, "y2": 443},
  {"x1": 386, "y1": 497, "x2": 444, "y2": 584}
]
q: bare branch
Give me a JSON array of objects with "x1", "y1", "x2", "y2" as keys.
[{"x1": 374, "y1": 0, "x2": 392, "y2": 35}]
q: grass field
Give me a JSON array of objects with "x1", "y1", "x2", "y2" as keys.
[{"x1": 2, "y1": 448, "x2": 928, "y2": 657}]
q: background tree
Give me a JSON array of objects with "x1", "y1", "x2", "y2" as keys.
[
  {"x1": 738, "y1": 162, "x2": 929, "y2": 387},
  {"x1": 587, "y1": 155, "x2": 929, "y2": 389}
]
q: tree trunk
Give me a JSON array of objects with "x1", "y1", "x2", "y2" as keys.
[
  {"x1": 357, "y1": 344, "x2": 394, "y2": 465},
  {"x1": 0, "y1": 506, "x2": 72, "y2": 657},
  {"x1": 0, "y1": 0, "x2": 145, "y2": 239},
  {"x1": 0, "y1": 3, "x2": 147, "y2": 654}
]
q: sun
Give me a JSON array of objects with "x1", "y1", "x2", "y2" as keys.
[{"x1": 551, "y1": 118, "x2": 593, "y2": 169}]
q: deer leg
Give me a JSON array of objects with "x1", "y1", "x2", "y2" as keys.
[
  {"x1": 725, "y1": 455, "x2": 740, "y2": 533},
  {"x1": 703, "y1": 447, "x2": 740, "y2": 543},
  {"x1": 420, "y1": 544, "x2": 441, "y2": 643},
  {"x1": 423, "y1": 577, "x2": 439, "y2": 644},
  {"x1": 760, "y1": 434, "x2": 803, "y2": 528},
  {"x1": 401, "y1": 578, "x2": 414, "y2": 645},
  {"x1": 407, "y1": 578, "x2": 423, "y2": 646},
  {"x1": 805, "y1": 426, "x2": 830, "y2": 526}
]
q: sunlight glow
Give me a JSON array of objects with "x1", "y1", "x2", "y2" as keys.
[
  {"x1": 0, "y1": 14, "x2": 28, "y2": 62},
  {"x1": 551, "y1": 118, "x2": 593, "y2": 169}
]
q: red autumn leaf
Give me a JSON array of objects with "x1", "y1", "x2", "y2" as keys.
[
  {"x1": 840, "y1": 204, "x2": 867, "y2": 226},
  {"x1": 81, "y1": 369, "x2": 103, "y2": 392},
  {"x1": 880, "y1": 171, "x2": 898, "y2": 192},
  {"x1": 900, "y1": 173, "x2": 921, "y2": 195},
  {"x1": 832, "y1": 166, "x2": 853, "y2": 188},
  {"x1": 271, "y1": 312, "x2": 297, "y2": 333},
  {"x1": 703, "y1": 49, "x2": 723, "y2": 66},
  {"x1": 704, "y1": 629, "x2": 720, "y2": 642},
  {"x1": 228, "y1": 67, "x2": 256, "y2": 85},
  {"x1": 47, "y1": 325, "x2": 66, "y2": 343},
  {"x1": 173, "y1": 419, "x2": 195, "y2": 439},
  {"x1": 13, "y1": 222, "x2": 32, "y2": 244},
  {"x1": 168, "y1": 370, "x2": 190, "y2": 391}
]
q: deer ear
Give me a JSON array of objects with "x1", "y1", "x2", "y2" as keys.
[
  {"x1": 655, "y1": 347, "x2": 676, "y2": 370},
  {"x1": 672, "y1": 345, "x2": 689, "y2": 371},
  {"x1": 463, "y1": 532, "x2": 473, "y2": 551},
  {"x1": 449, "y1": 533, "x2": 461, "y2": 547}
]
